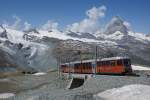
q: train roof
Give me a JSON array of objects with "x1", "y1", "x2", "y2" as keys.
[
  {"x1": 61, "y1": 56, "x2": 129, "y2": 65},
  {"x1": 61, "y1": 59, "x2": 100, "y2": 65},
  {"x1": 101, "y1": 57, "x2": 129, "y2": 61}
]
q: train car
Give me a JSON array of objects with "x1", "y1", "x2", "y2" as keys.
[
  {"x1": 61, "y1": 60, "x2": 94, "y2": 74},
  {"x1": 73, "y1": 61, "x2": 93, "y2": 74},
  {"x1": 96, "y1": 57, "x2": 132, "y2": 74},
  {"x1": 61, "y1": 63, "x2": 74, "y2": 73},
  {"x1": 60, "y1": 57, "x2": 132, "y2": 75}
]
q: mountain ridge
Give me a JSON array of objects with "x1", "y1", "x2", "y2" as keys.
[{"x1": 0, "y1": 16, "x2": 150, "y2": 72}]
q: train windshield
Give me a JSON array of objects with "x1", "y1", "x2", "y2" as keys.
[{"x1": 123, "y1": 59, "x2": 131, "y2": 66}]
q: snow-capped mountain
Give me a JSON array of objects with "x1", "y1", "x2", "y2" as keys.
[
  {"x1": 66, "y1": 30, "x2": 97, "y2": 39},
  {"x1": 0, "y1": 26, "x2": 57, "y2": 72},
  {"x1": 0, "y1": 16, "x2": 150, "y2": 72},
  {"x1": 104, "y1": 16, "x2": 128, "y2": 35},
  {"x1": 96, "y1": 16, "x2": 150, "y2": 43}
]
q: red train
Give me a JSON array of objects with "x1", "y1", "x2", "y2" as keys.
[{"x1": 60, "y1": 57, "x2": 132, "y2": 75}]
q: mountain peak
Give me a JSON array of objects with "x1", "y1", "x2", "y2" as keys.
[
  {"x1": 0, "y1": 25, "x2": 5, "y2": 33},
  {"x1": 24, "y1": 28, "x2": 40, "y2": 34},
  {"x1": 104, "y1": 16, "x2": 128, "y2": 35},
  {"x1": 0, "y1": 25, "x2": 8, "y2": 39}
]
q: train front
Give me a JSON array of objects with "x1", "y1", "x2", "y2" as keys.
[{"x1": 123, "y1": 58, "x2": 133, "y2": 74}]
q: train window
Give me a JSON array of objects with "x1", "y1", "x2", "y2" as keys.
[
  {"x1": 86, "y1": 62, "x2": 91, "y2": 69},
  {"x1": 86, "y1": 63, "x2": 89, "y2": 69},
  {"x1": 86, "y1": 66, "x2": 89, "y2": 69},
  {"x1": 87, "y1": 63, "x2": 89, "y2": 66},
  {"x1": 82, "y1": 65, "x2": 84, "y2": 69},
  {"x1": 75, "y1": 63, "x2": 80, "y2": 69},
  {"x1": 70, "y1": 64, "x2": 74, "y2": 67},
  {"x1": 100, "y1": 62, "x2": 102, "y2": 66},
  {"x1": 102, "y1": 61, "x2": 108, "y2": 66},
  {"x1": 87, "y1": 63, "x2": 90, "y2": 67},
  {"x1": 106, "y1": 61, "x2": 110, "y2": 66},
  {"x1": 83, "y1": 63, "x2": 86, "y2": 69},
  {"x1": 103, "y1": 61, "x2": 105, "y2": 66},
  {"x1": 74, "y1": 62, "x2": 92, "y2": 69},
  {"x1": 89, "y1": 62, "x2": 92, "y2": 67},
  {"x1": 102, "y1": 61, "x2": 104, "y2": 66},
  {"x1": 87, "y1": 63, "x2": 89, "y2": 69},
  {"x1": 110, "y1": 61, "x2": 116, "y2": 66},
  {"x1": 97, "y1": 61, "x2": 102, "y2": 66},
  {"x1": 61, "y1": 65, "x2": 66, "y2": 68},
  {"x1": 85, "y1": 63, "x2": 89, "y2": 69},
  {"x1": 85, "y1": 64, "x2": 87, "y2": 69},
  {"x1": 86, "y1": 63, "x2": 88, "y2": 67},
  {"x1": 117, "y1": 60, "x2": 122, "y2": 65},
  {"x1": 102, "y1": 62, "x2": 104, "y2": 66},
  {"x1": 103, "y1": 61, "x2": 106, "y2": 66},
  {"x1": 124, "y1": 59, "x2": 131, "y2": 66},
  {"x1": 82, "y1": 63, "x2": 85, "y2": 68}
]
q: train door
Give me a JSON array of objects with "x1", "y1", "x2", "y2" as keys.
[
  {"x1": 70, "y1": 63, "x2": 74, "y2": 73},
  {"x1": 123, "y1": 59, "x2": 132, "y2": 73},
  {"x1": 92, "y1": 61, "x2": 96, "y2": 74},
  {"x1": 74, "y1": 63, "x2": 80, "y2": 73}
]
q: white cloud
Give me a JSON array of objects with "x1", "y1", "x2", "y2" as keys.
[
  {"x1": 66, "y1": 5, "x2": 107, "y2": 33},
  {"x1": 67, "y1": 19, "x2": 99, "y2": 33},
  {"x1": 41, "y1": 20, "x2": 58, "y2": 31},
  {"x1": 24, "y1": 21, "x2": 31, "y2": 31},
  {"x1": 123, "y1": 21, "x2": 131, "y2": 29},
  {"x1": 86, "y1": 5, "x2": 106, "y2": 20},
  {"x1": 11, "y1": 15, "x2": 21, "y2": 30},
  {"x1": 2, "y1": 15, "x2": 22, "y2": 30}
]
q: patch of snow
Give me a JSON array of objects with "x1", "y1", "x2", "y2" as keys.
[
  {"x1": 0, "y1": 26, "x2": 4, "y2": 33},
  {"x1": 29, "y1": 47, "x2": 37, "y2": 59},
  {"x1": 131, "y1": 65, "x2": 150, "y2": 71},
  {"x1": 110, "y1": 31, "x2": 124, "y2": 40},
  {"x1": 39, "y1": 30, "x2": 99, "y2": 42},
  {"x1": 39, "y1": 30, "x2": 117, "y2": 45},
  {"x1": 0, "y1": 78, "x2": 10, "y2": 82},
  {"x1": 32, "y1": 72, "x2": 47, "y2": 76},
  {"x1": 6, "y1": 28, "x2": 26, "y2": 43},
  {"x1": 30, "y1": 42, "x2": 49, "y2": 56},
  {"x1": 0, "y1": 93, "x2": 15, "y2": 99},
  {"x1": 128, "y1": 31, "x2": 150, "y2": 42},
  {"x1": 0, "y1": 37, "x2": 7, "y2": 41},
  {"x1": 2, "y1": 28, "x2": 117, "y2": 46},
  {"x1": 98, "y1": 40, "x2": 117, "y2": 45},
  {"x1": 95, "y1": 84, "x2": 150, "y2": 100},
  {"x1": 98, "y1": 31, "x2": 124, "y2": 40}
]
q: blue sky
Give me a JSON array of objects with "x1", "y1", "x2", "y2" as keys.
[{"x1": 0, "y1": 0, "x2": 150, "y2": 33}]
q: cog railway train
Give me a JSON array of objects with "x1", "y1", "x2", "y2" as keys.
[{"x1": 60, "y1": 57, "x2": 133, "y2": 75}]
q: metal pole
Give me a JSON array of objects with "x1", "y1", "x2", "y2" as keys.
[
  {"x1": 95, "y1": 45, "x2": 98, "y2": 75},
  {"x1": 58, "y1": 56, "x2": 62, "y2": 77},
  {"x1": 79, "y1": 50, "x2": 82, "y2": 73},
  {"x1": 78, "y1": 50, "x2": 82, "y2": 64}
]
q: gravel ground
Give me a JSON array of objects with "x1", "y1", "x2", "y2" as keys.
[{"x1": 1, "y1": 71, "x2": 150, "y2": 100}]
